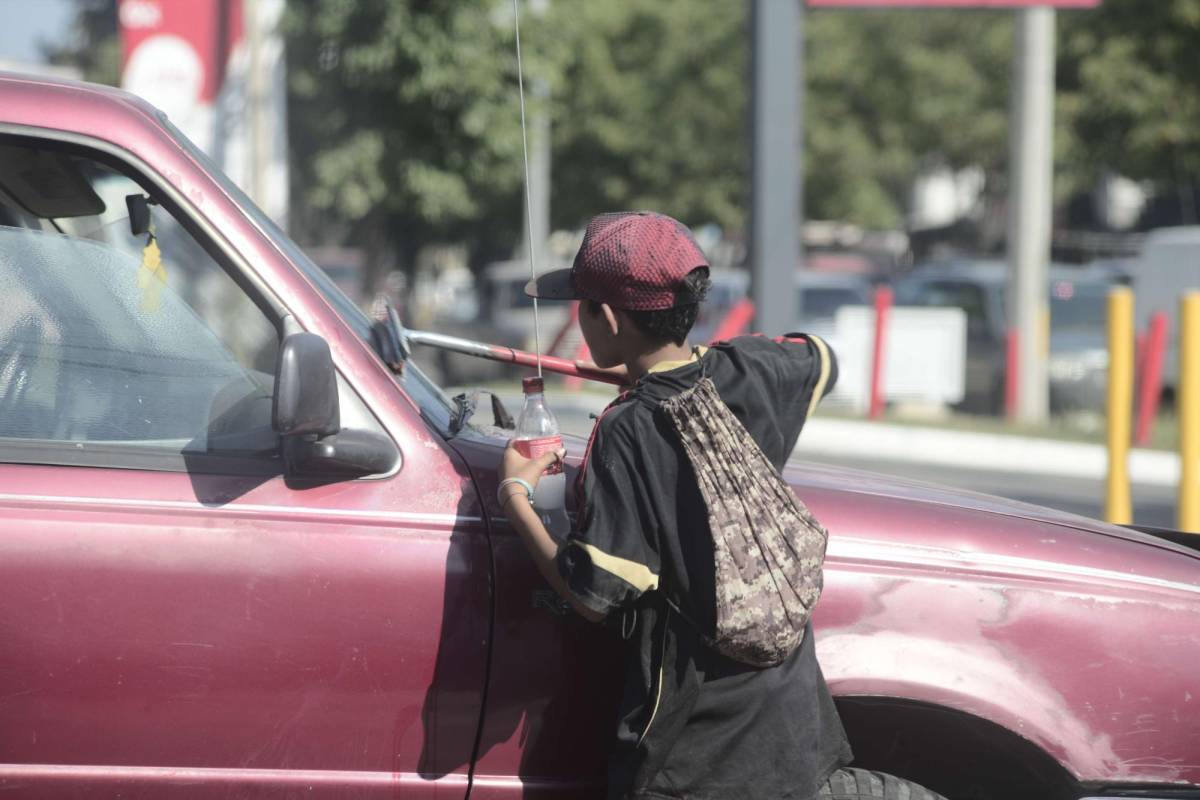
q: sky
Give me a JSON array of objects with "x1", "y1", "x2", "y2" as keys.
[{"x1": 0, "y1": 0, "x2": 75, "y2": 64}]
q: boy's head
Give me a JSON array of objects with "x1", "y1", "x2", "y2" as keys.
[{"x1": 526, "y1": 212, "x2": 711, "y2": 368}]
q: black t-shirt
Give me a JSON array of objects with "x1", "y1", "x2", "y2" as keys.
[{"x1": 556, "y1": 334, "x2": 853, "y2": 800}]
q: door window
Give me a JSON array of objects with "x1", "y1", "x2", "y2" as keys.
[{"x1": 0, "y1": 141, "x2": 279, "y2": 467}]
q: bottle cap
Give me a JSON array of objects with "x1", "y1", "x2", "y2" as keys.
[{"x1": 522, "y1": 376, "x2": 545, "y2": 394}]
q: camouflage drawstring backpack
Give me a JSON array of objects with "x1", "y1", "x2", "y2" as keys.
[{"x1": 658, "y1": 356, "x2": 829, "y2": 668}]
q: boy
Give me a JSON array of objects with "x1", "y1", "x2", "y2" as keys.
[{"x1": 499, "y1": 211, "x2": 852, "y2": 799}]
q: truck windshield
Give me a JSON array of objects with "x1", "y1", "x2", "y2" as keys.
[{"x1": 160, "y1": 115, "x2": 456, "y2": 428}]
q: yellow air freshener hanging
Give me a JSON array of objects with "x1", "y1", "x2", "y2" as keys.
[{"x1": 138, "y1": 233, "x2": 167, "y2": 313}]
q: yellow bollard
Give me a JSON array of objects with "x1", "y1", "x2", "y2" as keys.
[
  {"x1": 1106, "y1": 287, "x2": 1134, "y2": 525},
  {"x1": 1179, "y1": 292, "x2": 1200, "y2": 532}
]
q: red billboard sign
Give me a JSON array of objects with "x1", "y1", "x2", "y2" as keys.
[{"x1": 808, "y1": 1, "x2": 1099, "y2": 6}]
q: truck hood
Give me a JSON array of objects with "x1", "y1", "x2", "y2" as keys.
[
  {"x1": 780, "y1": 457, "x2": 1200, "y2": 563},
  {"x1": 541, "y1": 430, "x2": 1199, "y2": 566}
]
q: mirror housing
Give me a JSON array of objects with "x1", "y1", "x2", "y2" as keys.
[
  {"x1": 125, "y1": 193, "x2": 153, "y2": 237},
  {"x1": 273, "y1": 332, "x2": 340, "y2": 437},
  {"x1": 272, "y1": 327, "x2": 399, "y2": 478},
  {"x1": 283, "y1": 429, "x2": 398, "y2": 478}
]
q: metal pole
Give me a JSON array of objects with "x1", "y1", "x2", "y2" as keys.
[
  {"x1": 1006, "y1": 7, "x2": 1056, "y2": 424},
  {"x1": 528, "y1": 76, "x2": 550, "y2": 266},
  {"x1": 1178, "y1": 292, "x2": 1200, "y2": 533},
  {"x1": 1105, "y1": 286, "x2": 1134, "y2": 525},
  {"x1": 246, "y1": 0, "x2": 266, "y2": 208},
  {"x1": 406, "y1": 329, "x2": 624, "y2": 385},
  {"x1": 750, "y1": 0, "x2": 802, "y2": 337},
  {"x1": 518, "y1": 0, "x2": 550, "y2": 268}
]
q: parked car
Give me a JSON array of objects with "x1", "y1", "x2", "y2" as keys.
[
  {"x1": 796, "y1": 270, "x2": 875, "y2": 325},
  {"x1": 689, "y1": 269, "x2": 874, "y2": 344},
  {"x1": 0, "y1": 73, "x2": 1197, "y2": 800},
  {"x1": 894, "y1": 260, "x2": 1122, "y2": 414}
]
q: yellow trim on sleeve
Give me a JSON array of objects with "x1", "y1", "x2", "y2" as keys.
[
  {"x1": 579, "y1": 542, "x2": 660, "y2": 593},
  {"x1": 806, "y1": 335, "x2": 832, "y2": 420}
]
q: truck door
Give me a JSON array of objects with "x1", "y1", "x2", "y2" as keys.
[
  {"x1": 447, "y1": 433, "x2": 623, "y2": 800},
  {"x1": 0, "y1": 135, "x2": 489, "y2": 798}
]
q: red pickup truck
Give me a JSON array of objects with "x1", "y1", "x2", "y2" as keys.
[{"x1": 0, "y1": 72, "x2": 1196, "y2": 800}]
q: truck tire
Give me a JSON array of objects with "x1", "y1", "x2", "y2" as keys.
[{"x1": 819, "y1": 768, "x2": 947, "y2": 800}]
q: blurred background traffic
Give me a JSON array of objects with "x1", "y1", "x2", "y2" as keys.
[{"x1": 1, "y1": 0, "x2": 1197, "y2": 524}]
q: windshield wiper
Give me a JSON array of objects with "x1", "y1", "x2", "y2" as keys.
[{"x1": 368, "y1": 299, "x2": 409, "y2": 374}]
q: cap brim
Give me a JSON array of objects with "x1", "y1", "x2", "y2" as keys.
[{"x1": 524, "y1": 268, "x2": 578, "y2": 300}]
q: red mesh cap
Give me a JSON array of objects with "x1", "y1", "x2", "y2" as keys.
[{"x1": 525, "y1": 211, "x2": 709, "y2": 310}]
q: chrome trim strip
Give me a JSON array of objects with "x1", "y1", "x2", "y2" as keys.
[
  {"x1": 0, "y1": 763, "x2": 466, "y2": 789},
  {"x1": 829, "y1": 538, "x2": 1200, "y2": 597},
  {"x1": 0, "y1": 492, "x2": 484, "y2": 528}
]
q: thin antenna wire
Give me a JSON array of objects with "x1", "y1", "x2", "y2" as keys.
[{"x1": 512, "y1": 0, "x2": 543, "y2": 378}]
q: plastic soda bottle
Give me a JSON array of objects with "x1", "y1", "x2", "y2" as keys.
[{"x1": 514, "y1": 376, "x2": 571, "y2": 541}]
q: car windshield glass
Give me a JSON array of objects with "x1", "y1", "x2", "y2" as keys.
[
  {"x1": 1049, "y1": 280, "x2": 1109, "y2": 331},
  {"x1": 160, "y1": 115, "x2": 456, "y2": 427}
]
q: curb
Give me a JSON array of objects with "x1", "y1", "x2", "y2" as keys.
[{"x1": 797, "y1": 417, "x2": 1180, "y2": 488}]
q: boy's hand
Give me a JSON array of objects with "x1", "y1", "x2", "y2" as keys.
[{"x1": 500, "y1": 440, "x2": 566, "y2": 489}]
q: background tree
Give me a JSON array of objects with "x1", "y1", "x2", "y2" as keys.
[
  {"x1": 43, "y1": 0, "x2": 119, "y2": 85},
  {"x1": 283, "y1": 0, "x2": 529, "y2": 282},
  {"x1": 49, "y1": 0, "x2": 1197, "y2": 271},
  {"x1": 805, "y1": 9, "x2": 1013, "y2": 229},
  {"x1": 1057, "y1": 0, "x2": 1200, "y2": 223},
  {"x1": 546, "y1": 0, "x2": 748, "y2": 235},
  {"x1": 285, "y1": 1, "x2": 1018, "y2": 267}
]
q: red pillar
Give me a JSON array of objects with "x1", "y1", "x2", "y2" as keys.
[
  {"x1": 547, "y1": 301, "x2": 580, "y2": 357},
  {"x1": 1005, "y1": 329, "x2": 1020, "y2": 421},
  {"x1": 1135, "y1": 311, "x2": 1169, "y2": 446},
  {"x1": 710, "y1": 298, "x2": 756, "y2": 343},
  {"x1": 565, "y1": 337, "x2": 591, "y2": 392},
  {"x1": 869, "y1": 286, "x2": 893, "y2": 420}
]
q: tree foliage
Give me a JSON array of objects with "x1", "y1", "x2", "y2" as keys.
[
  {"x1": 285, "y1": 1, "x2": 1019, "y2": 260},
  {"x1": 45, "y1": 0, "x2": 1200, "y2": 269},
  {"x1": 283, "y1": 0, "x2": 529, "y2": 271},
  {"x1": 805, "y1": 9, "x2": 1013, "y2": 227},
  {"x1": 1057, "y1": 0, "x2": 1200, "y2": 189},
  {"x1": 42, "y1": 0, "x2": 120, "y2": 86},
  {"x1": 546, "y1": 0, "x2": 748, "y2": 234}
]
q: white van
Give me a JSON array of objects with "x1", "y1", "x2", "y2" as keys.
[{"x1": 1131, "y1": 226, "x2": 1200, "y2": 393}]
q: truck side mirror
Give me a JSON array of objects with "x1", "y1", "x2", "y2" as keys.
[
  {"x1": 272, "y1": 329, "x2": 400, "y2": 478},
  {"x1": 273, "y1": 332, "x2": 340, "y2": 437}
]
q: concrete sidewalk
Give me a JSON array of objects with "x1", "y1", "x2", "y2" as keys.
[
  {"x1": 798, "y1": 417, "x2": 1180, "y2": 488},
  {"x1": 519, "y1": 390, "x2": 1181, "y2": 489}
]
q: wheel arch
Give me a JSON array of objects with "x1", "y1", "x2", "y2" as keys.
[{"x1": 835, "y1": 695, "x2": 1079, "y2": 800}]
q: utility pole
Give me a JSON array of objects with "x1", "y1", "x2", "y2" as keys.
[
  {"x1": 750, "y1": 0, "x2": 802, "y2": 337},
  {"x1": 520, "y1": 74, "x2": 550, "y2": 267},
  {"x1": 519, "y1": 0, "x2": 550, "y2": 268},
  {"x1": 246, "y1": 0, "x2": 266, "y2": 209},
  {"x1": 1006, "y1": 7, "x2": 1056, "y2": 424}
]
